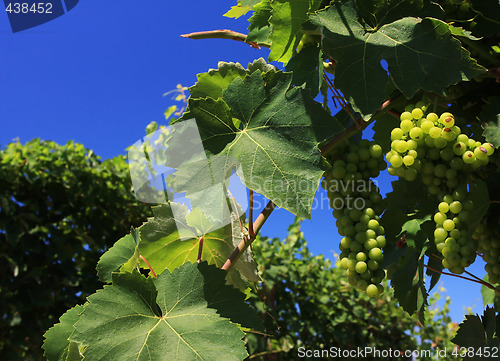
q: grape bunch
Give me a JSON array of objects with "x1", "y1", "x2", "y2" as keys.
[
  {"x1": 386, "y1": 103, "x2": 494, "y2": 274},
  {"x1": 474, "y1": 222, "x2": 500, "y2": 284},
  {"x1": 322, "y1": 139, "x2": 387, "y2": 297}
]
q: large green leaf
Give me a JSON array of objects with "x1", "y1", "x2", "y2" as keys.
[
  {"x1": 96, "y1": 233, "x2": 139, "y2": 284},
  {"x1": 186, "y1": 59, "x2": 276, "y2": 101},
  {"x1": 389, "y1": 246, "x2": 428, "y2": 323},
  {"x1": 452, "y1": 306, "x2": 500, "y2": 360},
  {"x1": 310, "y1": 1, "x2": 485, "y2": 118},
  {"x1": 481, "y1": 97, "x2": 500, "y2": 148},
  {"x1": 247, "y1": 0, "x2": 272, "y2": 44},
  {"x1": 285, "y1": 46, "x2": 323, "y2": 97},
  {"x1": 353, "y1": 0, "x2": 424, "y2": 28},
  {"x1": 70, "y1": 265, "x2": 255, "y2": 361},
  {"x1": 175, "y1": 70, "x2": 344, "y2": 218},
  {"x1": 43, "y1": 304, "x2": 84, "y2": 361},
  {"x1": 268, "y1": 0, "x2": 322, "y2": 63},
  {"x1": 139, "y1": 202, "x2": 259, "y2": 284}
]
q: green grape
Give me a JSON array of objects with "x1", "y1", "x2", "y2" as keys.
[
  {"x1": 449, "y1": 201, "x2": 462, "y2": 214},
  {"x1": 421, "y1": 119, "x2": 434, "y2": 133},
  {"x1": 411, "y1": 108, "x2": 424, "y2": 119},
  {"x1": 400, "y1": 119, "x2": 414, "y2": 133},
  {"x1": 368, "y1": 247, "x2": 384, "y2": 262},
  {"x1": 400, "y1": 111, "x2": 413, "y2": 121},
  {"x1": 443, "y1": 219, "x2": 455, "y2": 231},
  {"x1": 355, "y1": 261, "x2": 368, "y2": 273},
  {"x1": 403, "y1": 155, "x2": 414, "y2": 166},
  {"x1": 434, "y1": 212, "x2": 447, "y2": 225},
  {"x1": 395, "y1": 140, "x2": 408, "y2": 153},
  {"x1": 409, "y1": 127, "x2": 423, "y2": 140},
  {"x1": 435, "y1": 228, "x2": 448, "y2": 242},
  {"x1": 391, "y1": 128, "x2": 404, "y2": 140},
  {"x1": 474, "y1": 147, "x2": 488, "y2": 160},
  {"x1": 482, "y1": 143, "x2": 494, "y2": 155},
  {"x1": 462, "y1": 151, "x2": 475, "y2": 164},
  {"x1": 441, "y1": 128, "x2": 456, "y2": 141},
  {"x1": 426, "y1": 112, "x2": 439, "y2": 122},
  {"x1": 390, "y1": 154, "x2": 403, "y2": 167},
  {"x1": 429, "y1": 127, "x2": 442, "y2": 138},
  {"x1": 366, "y1": 283, "x2": 379, "y2": 297},
  {"x1": 369, "y1": 144, "x2": 383, "y2": 158}
]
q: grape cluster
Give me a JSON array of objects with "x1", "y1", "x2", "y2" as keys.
[
  {"x1": 386, "y1": 104, "x2": 495, "y2": 274},
  {"x1": 474, "y1": 222, "x2": 500, "y2": 284},
  {"x1": 322, "y1": 139, "x2": 387, "y2": 297}
]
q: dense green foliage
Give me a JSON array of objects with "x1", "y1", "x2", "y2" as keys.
[
  {"x1": 41, "y1": 0, "x2": 500, "y2": 359},
  {"x1": 246, "y1": 220, "x2": 419, "y2": 360},
  {"x1": 0, "y1": 139, "x2": 151, "y2": 360}
]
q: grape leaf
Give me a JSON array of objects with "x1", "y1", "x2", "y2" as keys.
[
  {"x1": 372, "y1": 112, "x2": 400, "y2": 152},
  {"x1": 175, "y1": 70, "x2": 345, "y2": 218},
  {"x1": 426, "y1": 254, "x2": 443, "y2": 293},
  {"x1": 481, "y1": 97, "x2": 500, "y2": 148},
  {"x1": 452, "y1": 306, "x2": 500, "y2": 360},
  {"x1": 247, "y1": 0, "x2": 272, "y2": 44},
  {"x1": 139, "y1": 202, "x2": 259, "y2": 284},
  {"x1": 467, "y1": 179, "x2": 490, "y2": 233},
  {"x1": 481, "y1": 275, "x2": 497, "y2": 306},
  {"x1": 224, "y1": 5, "x2": 251, "y2": 19},
  {"x1": 310, "y1": 1, "x2": 485, "y2": 118},
  {"x1": 96, "y1": 234, "x2": 139, "y2": 284},
  {"x1": 268, "y1": 0, "x2": 322, "y2": 63},
  {"x1": 42, "y1": 304, "x2": 84, "y2": 361},
  {"x1": 285, "y1": 46, "x2": 323, "y2": 97},
  {"x1": 389, "y1": 246, "x2": 428, "y2": 323},
  {"x1": 70, "y1": 265, "x2": 256, "y2": 361},
  {"x1": 353, "y1": 0, "x2": 424, "y2": 29},
  {"x1": 186, "y1": 59, "x2": 277, "y2": 101}
]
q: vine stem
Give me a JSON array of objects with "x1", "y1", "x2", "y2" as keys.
[
  {"x1": 180, "y1": 29, "x2": 270, "y2": 49},
  {"x1": 249, "y1": 190, "x2": 255, "y2": 237},
  {"x1": 222, "y1": 201, "x2": 276, "y2": 271},
  {"x1": 139, "y1": 255, "x2": 157, "y2": 278},
  {"x1": 197, "y1": 237, "x2": 204, "y2": 264},
  {"x1": 425, "y1": 263, "x2": 494, "y2": 289}
]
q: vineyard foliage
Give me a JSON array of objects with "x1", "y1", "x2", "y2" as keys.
[{"x1": 43, "y1": 0, "x2": 500, "y2": 360}]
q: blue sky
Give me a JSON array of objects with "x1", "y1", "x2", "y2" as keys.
[{"x1": 0, "y1": 0, "x2": 487, "y2": 324}]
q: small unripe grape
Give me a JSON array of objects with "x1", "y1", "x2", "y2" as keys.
[
  {"x1": 474, "y1": 147, "x2": 488, "y2": 160},
  {"x1": 453, "y1": 142, "x2": 466, "y2": 156},
  {"x1": 369, "y1": 144, "x2": 383, "y2": 158},
  {"x1": 443, "y1": 219, "x2": 455, "y2": 231},
  {"x1": 462, "y1": 151, "x2": 476, "y2": 164},
  {"x1": 412, "y1": 108, "x2": 424, "y2": 119},
  {"x1": 438, "y1": 202, "x2": 450, "y2": 213},
  {"x1": 429, "y1": 127, "x2": 442, "y2": 138},
  {"x1": 366, "y1": 283, "x2": 379, "y2": 297},
  {"x1": 391, "y1": 128, "x2": 404, "y2": 140},
  {"x1": 409, "y1": 127, "x2": 423, "y2": 140},
  {"x1": 368, "y1": 247, "x2": 384, "y2": 262},
  {"x1": 482, "y1": 143, "x2": 494, "y2": 155},
  {"x1": 400, "y1": 119, "x2": 414, "y2": 133},
  {"x1": 449, "y1": 201, "x2": 462, "y2": 214},
  {"x1": 421, "y1": 119, "x2": 434, "y2": 133},
  {"x1": 355, "y1": 261, "x2": 368, "y2": 274}
]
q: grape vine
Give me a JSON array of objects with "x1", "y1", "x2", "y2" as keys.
[{"x1": 41, "y1": 0, "x2": 500, "y2": 359}]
